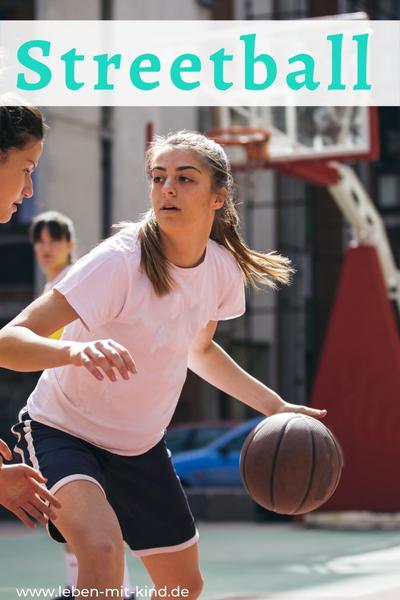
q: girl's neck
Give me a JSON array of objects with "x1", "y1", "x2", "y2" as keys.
[
  {"x1": 160, "y1": 231, "x2": 208, "y2": 268},
  {"x1": 45, "y1": 264, "x2": 68, "y2": 284}
]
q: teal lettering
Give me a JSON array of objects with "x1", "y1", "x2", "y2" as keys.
[
  {"x1": 93, "y1": 53, "x2": 121, "y2": 90},
  {"x1": 240, "y1": 34, "x2": 277, "y2": 90},
  {"x1": 17, "y1": 40, "x2": 51, "y2": 91},
  {"x1": 61, "y1": 48, "x2": 85, "y2": 91},
  {"x1": 353, "y1": 33, "x2": 371, "y2": 90},
  {"x1": 170, "y1": 54, "x2": 201, "y2": 91},
  {"x1": 328, "y1": 33, "x2": 345, "y2": 90},
  {"x1": 286, "y1": 54, "x2": 320, "y2": 90},
  {"x1": 130, "y1": 54, "x2": 160, "y2": 90},
  {"x1": 209, "y1": 48, "x2": 233, "y2": 90}
]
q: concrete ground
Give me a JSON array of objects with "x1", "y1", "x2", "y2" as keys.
[{"x1": 1, "y1": 520, "x2": 400, "y2": 599}]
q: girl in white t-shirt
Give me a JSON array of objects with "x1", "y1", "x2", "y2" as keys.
[{"x1": 0, "y1": 131, "x2": 326, "y2": 598}]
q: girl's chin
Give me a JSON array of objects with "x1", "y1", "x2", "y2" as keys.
[{"x1": 0, "y1": 210, "x2": 13, "y2": 223}]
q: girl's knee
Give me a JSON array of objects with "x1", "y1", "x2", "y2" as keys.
[
  {"x1": 167, "y1": 573, "x2": 204, "y2": 600},
  {"x1": 186, "y1": 574, "x2": 204, "y2": 598},
  {"x1": 76, "y1": 533, "x2": 125, "y2": 569}
]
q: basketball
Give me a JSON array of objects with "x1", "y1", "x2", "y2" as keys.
[{"x1": 240, "y1": 413, "x2": 343, "y2": 515}]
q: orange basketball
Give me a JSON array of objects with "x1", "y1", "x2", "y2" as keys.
[{"x1": 240, "y1": 413, "x2": 343, "y2": 515}]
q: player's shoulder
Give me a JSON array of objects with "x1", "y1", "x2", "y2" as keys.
[
  {"x1": 207, "y1": 238, "x2": 242, "y2": 275},
  {"x1": 98, "y1": 223, "x2": 141, "y2": 262}
]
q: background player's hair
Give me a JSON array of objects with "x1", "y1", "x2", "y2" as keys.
[
  {"x1": 0, "y1": 105, "x2": 46, "y2": 161},
  {"x1": 29, "y1": 211, "x2": 76, "y2": 265},
  {"x1": 140, "y1": 130, "x2": 294, "y2": 296}
]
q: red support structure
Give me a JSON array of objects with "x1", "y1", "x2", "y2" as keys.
[
  {"x1": 310, "y1": 246, "x2": 400, "y2": 511},
  {"x1": 274, "y1": 160, "x2": 340, "y2": 187}
]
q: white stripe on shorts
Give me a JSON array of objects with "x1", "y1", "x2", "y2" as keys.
[
  {"x1": 49, "y1": 474, "x2": 106, "y2": 497},
  {"x1": 22, "y1": 419, "x2": 41, "y2": 473},
  {"x1": 131, "y1": 528, "x2": 199, "y2": 557}
]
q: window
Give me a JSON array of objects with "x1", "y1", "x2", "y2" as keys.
[
  {"x1": 220, "y1": 431, "x2": 249, "y2": 454},
  {"x1": 0, "y1": 0, "x2": 34, "y2": 19}
]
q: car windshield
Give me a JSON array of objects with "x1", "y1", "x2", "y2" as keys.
[
  {"x1": 166, "y1": 425, "x2": 233, "y2": 453},
  {"x1": 166, "y1": 429, "x2": 191, "y2": 453},
  {"x1": 219, "y1": 431, "x2": 250, "y2": 453}
]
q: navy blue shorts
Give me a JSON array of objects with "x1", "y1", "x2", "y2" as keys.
[{"x1": 12, "y1": 411, "x2": 198, "y2": 557}]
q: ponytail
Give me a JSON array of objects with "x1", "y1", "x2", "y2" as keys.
[{"x1": 122, "y1": 130, "x2": 294, "y2": 296}]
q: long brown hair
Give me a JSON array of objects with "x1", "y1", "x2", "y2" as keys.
[{"x1": 137, "y1": 130, "x2": 294, "y2": 296}]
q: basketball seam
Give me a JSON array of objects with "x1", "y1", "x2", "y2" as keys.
[
  {"x1": 324, "y1": 427, "x2": 343, "y2": 495},
  {"x1": 292, "y1": 421, "x2": 316, "y2": 515},
  {"x1": 270, "y1": 417, "x2": 297, "y2": 512},
  {"x1": 240, "y1": 418, "x2": 270, "y2": 496},
  {"x1": 239, "y1": 427, "x2": 260, "y2": 497}
]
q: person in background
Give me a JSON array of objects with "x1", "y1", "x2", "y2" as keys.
[{"x1": 30, "y1": 211, "x2": 76, "y2": 340}]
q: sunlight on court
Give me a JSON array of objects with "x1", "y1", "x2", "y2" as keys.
[{"x1": 2, "y1": 522, "x2": 400, "y2": 600}]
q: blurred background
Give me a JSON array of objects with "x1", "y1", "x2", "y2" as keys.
[
  {"x1": 0, "y1": 1, "x2": 399, "y2": 597},
  {"x1": 1, "y1": 0, "x2": 398, "y2": 434}
]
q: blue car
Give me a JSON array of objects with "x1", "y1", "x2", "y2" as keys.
[
  {"x1": 165, "y1": 420, "x2": 240, "y2": 454},
  {"x1": 170, "y1": 417, "x2": 264, "y2": 488}
]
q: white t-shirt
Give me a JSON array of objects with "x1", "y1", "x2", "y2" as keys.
[{"x1": 27, "y1": 225, "x2": 246, "y2": 455}]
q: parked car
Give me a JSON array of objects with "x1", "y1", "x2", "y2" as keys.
[
  {"x1": 166, "y1": 420, "x2": 240, "y2": 454},
  {"x1": 171, "y1": 417, "x2": 264, "y2": 488}
]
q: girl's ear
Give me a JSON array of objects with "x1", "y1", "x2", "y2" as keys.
[
  {"x1": 68, "y1": 239, "x2": 75, "y2": 262},
  {"x1": 213, "y1": 188, "x2": 227, "y2": 211}
]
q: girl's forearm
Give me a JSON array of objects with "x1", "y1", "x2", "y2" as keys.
[
  {"x1": 188, "y1": 341, "x2": 285, "y2": 415},
  {"x1": 0, "y1": 326, "x2": 72, "y2": 371}
]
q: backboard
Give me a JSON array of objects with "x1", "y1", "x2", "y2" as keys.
[
  {"x1": 211, "y1": 105, "x2": 378, "y2": 167},
  {"x1": 209, "y1": 13, "x2": 379, "y2": 169}
]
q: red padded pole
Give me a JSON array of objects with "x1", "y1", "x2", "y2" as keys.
[{"x1": 310, "y1": 246, "x2": 400, "y2": 511}]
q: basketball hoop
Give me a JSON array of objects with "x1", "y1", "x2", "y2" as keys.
[{"x1": 207, "y1": 126, "x2": 271, "y2": 167}]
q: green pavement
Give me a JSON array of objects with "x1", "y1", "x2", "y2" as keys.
[{"x1": 1, "y1": 521, "x2": 400, "y2": 599}]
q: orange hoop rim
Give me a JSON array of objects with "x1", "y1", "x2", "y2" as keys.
[
  {"x1": 207, "y1": 126, "x2": 271, "y2": 164},
  {"x1": 207, "y1": 126, "x2": 271, "y2": 145}
]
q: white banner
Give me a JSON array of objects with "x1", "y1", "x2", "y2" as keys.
[{"x1": 0, "y1": 20, "x2": 399, "y2": 106}]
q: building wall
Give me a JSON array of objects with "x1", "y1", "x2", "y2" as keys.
[
  {"x1": 34, "y1": 0, "x2": 103, "y2": 271},
  {"x1": 36, "y1": 108, "x2": 102, "y2": 255},
  {"x1": 115, "y1": 0, "x2": 209, "y2": 20},
  {"x1": 36, "y1": 0, "x2": 100, "y2": 19},
  {"x1": 111, "y1": 0, "x2": 208, "y2": 222}
]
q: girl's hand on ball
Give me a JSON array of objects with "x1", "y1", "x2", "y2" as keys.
[
  {"x1": 274, "y1": 403, "x2": 327, "y2": 420},
  {"x1": 68, "y1": 339, "x2": 137, "y2": 381}
]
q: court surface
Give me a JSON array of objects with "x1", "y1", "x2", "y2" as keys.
[{"x1": 1, "y1": 520, "x2": 400, "y2": 599}]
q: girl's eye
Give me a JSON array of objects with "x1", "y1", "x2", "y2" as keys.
[
  {"x1": 179, "y1": 176, "x2": 192, "y2": 183},
  {"x1": 153, "y1": 176, "x2": 164, "y2": 183}
]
